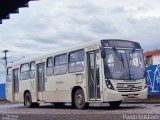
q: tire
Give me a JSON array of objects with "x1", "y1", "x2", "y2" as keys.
[
  {"x1": 32, "y1": 103, "x2": 40, "y2": 108},
  {"x1": 24, "y1": 92, "x2": 33, "y2": 108},
  {"x1": 54, "y1": 103, "x2": 65, "y2": 108},
  {"x1": 109, "y1": 101, "x2": 122, "y2": 108},
  {"x1": 74, "y1": 89, "x2": 86, "y2": 109}
]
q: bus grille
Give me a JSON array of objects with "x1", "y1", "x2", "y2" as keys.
[{"x1": 117, "y1": 83, "x2": 142, "y2": 92}]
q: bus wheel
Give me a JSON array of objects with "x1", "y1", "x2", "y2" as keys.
[
  {"x1": 74, "y1": 89, "x2": 86, "y2": 109},
  {"x1": 24, "y1": 92, "x2": 33, "y2": 108},
  {"x1": 109, "y1": 101, "x2": 122, "y2": 108}
]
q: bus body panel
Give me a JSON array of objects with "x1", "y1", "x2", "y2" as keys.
[
  {"x1": 103, "y1": 87, "x2": 147, "y2": 102},
  {"x1": 18, "y1": 79, "x2": 37, "y2": 102},
  {"x1": 44, "y1": 72, "x2": 86, "y2": 102},
  {"x1": 6, "y1": 82, "x2": 14, "y2": 102}
]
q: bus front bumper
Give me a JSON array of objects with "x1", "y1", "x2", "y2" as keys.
[{"x1": 103, "y1": 87, "x2": 148, "y2": 102}]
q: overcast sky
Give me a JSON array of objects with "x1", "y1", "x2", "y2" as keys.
[{"x1": 0, "y1": 0, "x2": 160, "y2": 82}]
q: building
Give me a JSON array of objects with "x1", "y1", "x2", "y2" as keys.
[
  {"x1": 0, "y1": 0, "x2": 38, "y2": 24},
  {"x1": 144, "y1": 50, "x2": 160, "y2": 66}
]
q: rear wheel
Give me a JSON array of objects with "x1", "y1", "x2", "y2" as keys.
[
  {"x1": 24, "y1": 92, "x2": 33, "y2": 108},
  {"x1": 24, "y1": 92, "x2": 39, "y2": 108},
  {"x1": 109, "y1": 101, "x2": 122, "y2": 108},
  {"x1": 74, "y1": 89, "x2": 86, "y2": 109}
]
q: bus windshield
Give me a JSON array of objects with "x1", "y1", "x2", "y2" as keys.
[{"x1": 104, "y1": 48, "x2": 145, "y2": 80}]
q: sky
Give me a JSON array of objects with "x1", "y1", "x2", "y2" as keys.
[{"x1": 0, "y1": 0, "x2": 160, "y2": 83}]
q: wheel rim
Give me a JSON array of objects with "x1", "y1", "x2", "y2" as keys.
[{"x1": 76, "y1": 93, "x2": 83, "y2": 105}]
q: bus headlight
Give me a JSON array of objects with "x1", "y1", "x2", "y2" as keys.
[{"x1": 105, "y1": 80, "x2": 114, "y2": 90}]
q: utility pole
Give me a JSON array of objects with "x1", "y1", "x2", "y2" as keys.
[{"x1": 2, "y1": 50, "x2": 9, "y2": 68}]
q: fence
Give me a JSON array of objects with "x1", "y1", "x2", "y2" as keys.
[
  {"x1": 146, "y1": 64, "x2": 160, "y2": 95},
  {"x1": 0, "y1": 84, "x2": 5, "y2": 100}
]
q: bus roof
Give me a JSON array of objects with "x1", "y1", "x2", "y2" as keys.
[{"x1": 7, "y1": 39, "x2": 140, "y2": 67}]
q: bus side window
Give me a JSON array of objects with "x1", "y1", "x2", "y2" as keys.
[
  {"x1": 69, "y1": 49, "x2": 84, "y2": 73},
  {"x1": 20, "y1": 63, "x2": 30, "y2": 80},
  {"x1": 46, "y1": 57, "x2": 53, "y2": 76},
  {"x1": 7, "y1": 67, "x2": 12, "y2": 82},
  {"x1": 54, "y1": 54, "x2": 67, "y2": 75},
  {"x1": 30, "y1": 61, "x2": 35, "y2": 79}
]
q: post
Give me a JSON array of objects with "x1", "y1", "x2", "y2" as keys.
[{"x1": 3, "y1": 50, "x2": 9, "y2": 68}]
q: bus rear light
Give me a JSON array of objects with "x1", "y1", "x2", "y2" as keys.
[{"x1": 105, "y1": 80, "x2": 114, "y2": 90}]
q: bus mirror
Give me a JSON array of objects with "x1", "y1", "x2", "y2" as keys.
[{"x1": 101, "y1": 48, "x2": 105, "y2": 58}]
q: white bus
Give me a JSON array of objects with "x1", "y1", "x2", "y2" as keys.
[{"x1": 6, "y1": 39, "x2": 147, "y2": 109}]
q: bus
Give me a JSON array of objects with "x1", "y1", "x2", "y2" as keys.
[{"x1": 6, "y1": 39, "x2": 147, "y2": 109}]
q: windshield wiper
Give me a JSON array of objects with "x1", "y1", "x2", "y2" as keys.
[{"x1": 112, "y1": 47, "x2": 125, "y2": 68}]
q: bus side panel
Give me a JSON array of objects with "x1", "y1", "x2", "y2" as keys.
[
  {"x1": 45, "y1": 73, "x2": 86, "y2": 103},
  {"x1": 44, "y1": 75, "x2": 56, "y2": 102},
  {"x1": 18, "y1": 79, "x2": 37, "y2": 102},
  {"x1": 6, "y1": 82, "x2": 14, "y2": 102},
  {"x1": 45, "y1": 74, "x2": 72, "y2": 102}
]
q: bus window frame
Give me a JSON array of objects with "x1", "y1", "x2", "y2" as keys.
[
  {"x1": 54, "y1": 53, "x2": 68, "y2": 75},
  {"x1": 46, "y1": 57, "x2": 54, "y2": 77},
  {"x1": 68, "y1": 49, "x2": 85, "y2": 73},
  {"x1": 20, "y1": 63, "x2": 30, "y2": 80}
]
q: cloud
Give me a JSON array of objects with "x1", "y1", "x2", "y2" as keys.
[
  {"x1": 0, "y1": 0, "x2": 160, "y2": 75},
  {"x1": 0, "y1": 0, "x2": 160, "y2": 52}
]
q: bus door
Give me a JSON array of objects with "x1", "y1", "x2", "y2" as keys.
[
  {"x1": 87, "y1": 51, "x2": 101, "y2": 100},
  {"x1": 37, "y1": 63, "x2": 46, "y2": 101},
  {"x1": 13, "y1": 68, "x2": 19, "y2": 101}
]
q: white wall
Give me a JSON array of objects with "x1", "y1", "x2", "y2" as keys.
[{"x1": 153, "y1": 55, "x2": 160, "y2": 65}]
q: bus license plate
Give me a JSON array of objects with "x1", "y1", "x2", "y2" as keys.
[{"x1": 128, "y1": 94, "x2": 136, "y2": 98}]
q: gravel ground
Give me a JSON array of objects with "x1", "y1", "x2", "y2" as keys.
[{"x1": 0, "y1": 102, "x2": 160, "y2": 120}]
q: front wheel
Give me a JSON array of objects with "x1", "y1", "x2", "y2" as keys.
[
  {"x1": 74, "y1": 89, "x2": 86, "y2": 109},
  {"x1": 109, "y1": 101, "x2": 122, "y2": 108}
]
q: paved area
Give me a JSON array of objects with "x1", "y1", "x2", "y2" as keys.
[{"x1": 0, "y1": 102, "x2": 160, "y2": 120}]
